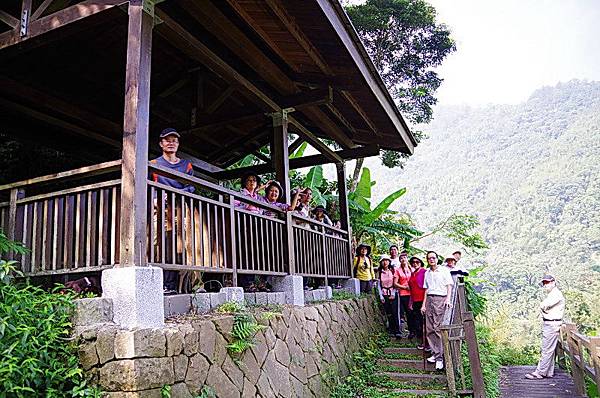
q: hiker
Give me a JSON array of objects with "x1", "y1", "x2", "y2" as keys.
[
  {"x1": 408, "y1": 256, "x2": 427, "y2": 345},
  {"x1": 294, "y1": 187, "x2": 313, "y2": 218},
  {"x1": 236, "y1": 172, "x2": 266, "y2": 213},
  {"x1": 389, "y1": 245, "x2": 401, "y2": 268},
  {"x1": 262, "y1": 180, "x2": 300, "y2": 218},
  {"x1": 525, "y1": 275, "x2": 565, "y2": 380},
  {"x1": 353, "y1": 243, "x2": 374, "y2": 293},
  {"x1": 396, "y1": 250, "x2": 412, "y2": 336},
  {"x1": 377, "y1": 254, "x2": 400, "y2": 336},
  {"x1": 150, "y1": 128, "x2": 195, "y2": 294},
  {"x1": 311, "y1": 205, "x2": 333, "y2": 226},
  {"x1": 422, "y1": 250, "x2": 454, "y2": 370},
  {"x1": 446, "y1": 252, "x2": 468, "y2": 276}
]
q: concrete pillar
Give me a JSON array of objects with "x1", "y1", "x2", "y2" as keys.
[
  {"x1": 101, "y1": 267, "x2": 164, "y2": 328},
  {"x1": 343, "y1": 278, "x2": 361, "y2": 296},
  {"x1": 272, "y1": 275, "x2": 305, "y2": 306}
]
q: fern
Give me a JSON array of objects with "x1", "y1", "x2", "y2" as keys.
[{"x1": 226, "y1": 313, "x2": 266, "y2": 355}]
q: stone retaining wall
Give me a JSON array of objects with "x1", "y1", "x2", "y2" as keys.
[{"x1": 77, "y1": 297, "x2": 383, "y2": 397}]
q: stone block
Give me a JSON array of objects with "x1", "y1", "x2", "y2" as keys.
[
  {"x1": 272, "y1": 275, "x2": 304, "y2": 306},
  {"x1": 184, "y1": 354, "x2": 210, "y2": 395},
  {"x1": 343, "y1": 278, "x2": 360, "y2": 296},
  {"x1": 72, "y1": 297, "x2": 114, "y2": 326},
  {"x1": 165, "y1": 328, "x2": 184, "y2": 356},
  {"x1": 220, "y1": 287, "x2": 244, "y2": 304},
  {"x1": 170, "y1": 383, "x2": 192, "y2": 398},
  {"x1": 209, "y1": 292, "x2": 226, "y2": 309},
  {"x1": 178, "y1": 324, "x2": 198, "y2": 356},
  {"x1": 114, "y1": 329, "x2": 166, "y2": 359},
  {"x1": 206, "y1": 364, "x2": 241, "y2": 398},
  {"x1": 196, "y1": 320, "x2": 216, "y2": 359},
  {"x1": 99, "y1": 358, "x2": 174, "y2": 391},
  {"x1": 222, "y1": 355, "x2": 244, "y2": 390},
  {"x1": 103, "y1": 390, "x2": 162, "y2": 398},
  {"x1": 102, "y1": 267, "x2": 164, "y2": 328},
  {"x1": 78, "y1": 341, "x2": 98, "y2": 370},
  {"x1": 254, "y1": 292, "x2": 268, "y2": 305},
  {"x1": 164, "y1": 294, "x2": 192, "y2": 317},
  {"x1": 304, "y1": 290, "x2": 314, "y2": 302},
  {"x1": 96, "y1": 326, "x2": 118, "y2": 364},
  {"x1": 274, "y1": 339, "x2": 290, "y2": 367},
  {"x1": 213, "y1": 316, "x2": 234, "y2": 343},
  {"x1": 243, "y1": 293, "x2": 256, "y2": 305},
  {"x1": 191, "y1": 293, "x2": 211, "y2": 314},
  {"x1": 324, "y1": 286, "x2": 333, "y2": 299},
  {"x1": 173, "y1": 354, "x2": 188, "y2": 382},
  {"x1": 242, "y1": 378, "x2": 257, "y2": 398}
]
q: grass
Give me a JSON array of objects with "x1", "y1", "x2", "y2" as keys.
[
  {"x1": 382, "y1": 352, "x2": 422, "y2": 360},
  {"x1": 378, "y1": 365, "x2": 431, "y2": 374}
]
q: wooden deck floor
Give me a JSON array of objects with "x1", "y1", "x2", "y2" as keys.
[{"x1": 500, "y1": 366, "x2": 584, "y2": 398}]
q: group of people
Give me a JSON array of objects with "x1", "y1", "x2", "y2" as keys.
[{"x1": 353, "y1": 244, "x2": 467, "y2": 370}]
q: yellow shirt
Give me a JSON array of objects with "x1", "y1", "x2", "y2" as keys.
[{"x1": 354, "y1": 257, "x2": 374, "y2": 281}]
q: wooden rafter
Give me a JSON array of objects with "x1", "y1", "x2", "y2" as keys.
[
  {"x1": 341, "y1": 91, "x2": 381, "y2": 137},
  {"x1": 0, "y1": 0, "x2": 127, "y2": 51},
  {"x1": 204, "y1": 86, "x2": 235, "y2": 114},
  {"x1": 0, "y1": 10, "x2": 19, "y2": 29},
  {"x1": 31, "y1": 0, "x2": 55, "y2": 20}
]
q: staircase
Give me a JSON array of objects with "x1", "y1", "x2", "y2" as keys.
[{"x1": 372, "y1": 339, "x2": 449, "y2": 397}]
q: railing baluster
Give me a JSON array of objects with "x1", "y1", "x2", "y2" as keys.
[
  {"x1": 85, "y1": 191, "x2": 93, "y2": 268},
  {"x1": 213, "y1": 204, "x2": 219, "y2": 268},
  {"x1": 180, "y1": 194, "x2": 186, "y2": 266},
  {"x1": 198, "y1": 200, "x2": 204, "y2": 266},
  {"x1": 170, "y1": 192, "x2": 176, "y2": 265},
  {"x1": 228, "y1": 196, "x2": 237, "y2": 286},
  {"x1": 206, "y1": 202, "x2": 213, "y2": 268},
  {"x1": 220, "y1": 205, "x2": 226, "y2": 268},
  {"x1": 190, "y1": 196, "x2": 196, "y2": 266},
  {"x1": 31, "y1": 202, "x2": 39, "y2": 273}
]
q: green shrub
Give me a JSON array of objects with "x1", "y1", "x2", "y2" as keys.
[{"x1": 0, "y1": 280, "x2": 100, "y2": 397}]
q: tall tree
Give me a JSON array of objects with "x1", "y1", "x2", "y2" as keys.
[{"x1": 344, "y1": 0, "x2": 456, "y2": 186}]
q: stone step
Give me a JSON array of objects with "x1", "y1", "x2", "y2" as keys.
[
  {"x1": 384, "y1": 347, "x2": 423, "y2": 356},
  {"x1": 378, "y1": 358, "x2": 438, "y2": 371},
  {"x1": 378, "y1": 388, "x2": 448, "y2": 396},
  {"x1": 377, "y1": 371, "x2": 447, "y2": 385}
]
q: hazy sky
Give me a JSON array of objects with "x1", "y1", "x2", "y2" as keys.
[{"x1": 427, "y1": 0, "x2": 600, "y2": 105}]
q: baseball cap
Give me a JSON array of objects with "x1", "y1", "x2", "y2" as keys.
[{"x1": 159, "y1": 128, "x2": 180, "y2": 139}]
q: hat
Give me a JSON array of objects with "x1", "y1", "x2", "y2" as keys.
[
  {"x1": 356, "y1": 243, "x2": 371, "y2": 256},
  {"x1": 311, "y1": 205, "x2": 328, "y2": 216},
  {"x1": 409, "y1": 256, "x2": 424, "y2": 266},
  {"x1": 445, "y1": 257, "x2": 456, "y2": 263},
  {"x1": 241, "y1": 172, "x2": 261, "y2": 187},
  {"x1": 265, "y1": 180, "x2": 283, "y2": 194},
  {"x1": 379, "y1": 254, "x2": 391, "y2": 263},
  {"x1": 159, "y1": 128, "x2": 180, "y2": 139},
  {"x1": 540, "y1": 274, "x2": 555, "y2": 285}
]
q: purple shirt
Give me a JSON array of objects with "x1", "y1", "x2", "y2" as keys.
[{"x1": 235, "y1": 188, "x2": 266, "y2": 213}]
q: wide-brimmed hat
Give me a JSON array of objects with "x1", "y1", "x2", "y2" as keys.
[
  {"x1": 379, "y1": 254, "x2": 391, "y2": 264},
  {"x1": 409, "y1": 256, "x2": 424, "y2": 267},
  {"x1": 540, "y1": 274, "x2": 555, "y2": 285},
  {"x1": 241, "y1": 172, "x2": 261, "y2": 187},
  {"x1": 265, "y1": 181, "x2": 283, "y2": 196},
  {"x1": 311, "y1": 205, "x2": 328, "y2": 216},
  {"x1": 356, "y1": 243, "x2": 371, "y2": 256},
  {"x1": 445, "y1": 257, "x2": 456, "y2": 263}
]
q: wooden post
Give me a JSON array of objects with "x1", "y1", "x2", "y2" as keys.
[
  {"x1": 442, "y1": 328, "x2": 457, "y2": 397},
  {"x1": 565, "y1": 325, "x2": 587, "y2": 396},
  {"x1": 228, "y1": 195, "x2": 238, "y2": 287},
  {"x1": 335, "y1": 162, "x2": 353, "y2": 276},
  {"x1": 7, "y1": 188, "x2": 24, "y2": 260},
  {"x1": 119, "y1": 0, "x2": 153, "y2": 267},
  {"x1": 462, "y1": 312, "x2": 486, "y2": 398},
  {"x1": 589, "y1": 337, "x2": 600, "y2": 392},
  {"x1": 285, "y1": 212, "x2": 295, "y2": 274},
  {"x1": 270, "y1": 110, "x2": 291, "y2": 203}
]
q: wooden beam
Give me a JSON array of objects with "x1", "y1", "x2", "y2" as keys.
[
  {"x1": 213, "y1": 145, "x2": 379, "y2": 180},
  {"x1": 264, "y1": 0, "x2": 333, "y2": 76},
  {"x1": 182, "y1": 110, "x2": 266, "y2": 134},
  {"x1": 288, "y1": 118, "x2": 343, "y2": 163},
  {"x1": 204, "y1": 86, "x2": 235, "y2": 114},
  {"x1": 31, "y1": 0, "x2": 55, "y2": 20},
  {"x1": 341, "y1": 91, "x2": 381, "y2": 137},
  {"x1": 325, "y1": 103, "x2": 357, "y2": 136},
  {"x1": 119, "y1": 1, "x2": 153, "y2": 267},
  {"x1": 0, "y1": 0, "x2": 127, "y2": 51},
  {"x1": 271, "y1": 111, "x2": 291, "y2": 202},
  {"x1": 288, "y1": 137, "x2": 305, "y2": 154},
  {"x1": 0, "y1": 10, "x2": 19, "y2": 29},
  {"x1": 209, "y1": 125, "x2": 271, "y2": 162},
  {"x1": 336, "y1": 163, "x2": 350, "y2": 231},
  {"x1": 280, "y1": 87, "x2": 333, "y2": 110}
]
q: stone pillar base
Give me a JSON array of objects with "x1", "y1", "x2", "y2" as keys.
[
  {"x1": 343, "y1": 278, "x2": 361, "y2": 296},
  {"x1": 102, "y1": 266, "x2": 164, "y2": 328},
  {"x1": 220, "y1": 287, "x2": 244, "y2": 304},
  {"x1": 272, "y1": 275, "x2": 305, "y2": 306}
]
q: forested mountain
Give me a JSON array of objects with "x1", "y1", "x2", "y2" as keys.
[{"x1": 369, "y1": 80, "x2": 600, "y2": 344}]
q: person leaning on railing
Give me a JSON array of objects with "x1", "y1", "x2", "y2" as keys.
[
  {"x1": 262, "y1": 180, "x2": 301, "y2": 218},
  {"x1": 310, "y1": 205, "x2": 333, "y2": 226},
  {"x1": 235, "y1": 172, "x2": 267, "y2": 213},
  {"x1": 421, "y1": 250, "x2": 454, "y2": 370},
  {"x1": 353, "y1": 243, "x2": 374, "y2": 293},
  {"x1": 377, "y1": 254, "x2": 401, "y2": 337},
  {"x1": 150, "y1": 128, "x2": 195, "y2": 295}
]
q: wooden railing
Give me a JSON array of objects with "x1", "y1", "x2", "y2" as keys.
[
  {"x1": 0, "y1": 160, "x2": 122, "y2": 275},
  {"x1": 441, "y1": 276, "x2": 486, "y2": 398},
  {"x1": 556, "y1": 323, "x2": 600, "y2": 396},
  {"x1": 0, "y1": 160, "x2": 353, "y2": 282}
]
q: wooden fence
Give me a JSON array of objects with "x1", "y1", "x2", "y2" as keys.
[
  {"x1": 0, "y1": 160, "x2": 353, "y2": 283},
  {"x1": 440, "y1": 276, "x2": 486, "y2": 398},
  {"x1": 556, "y1": 323, "x2": 600, "y2": 396}
]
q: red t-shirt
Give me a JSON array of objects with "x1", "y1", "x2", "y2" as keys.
[
  {"x1": 408, "y1": 267, "x2": 426, "y2": 302},
  {"x1": 395, "y1": 266, "x2": 412, "y2": 296}
]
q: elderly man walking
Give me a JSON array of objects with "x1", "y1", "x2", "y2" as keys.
[{"x1": 525, "y1": 274, "x2": 565, "y2": 379}]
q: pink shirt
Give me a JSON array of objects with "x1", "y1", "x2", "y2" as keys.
[
  {"x1": 395, "y1": 266, "x2": 412, "y2": 296},
  {"x1": 379, "y1": 269, "x2": 396, "y2": 297}
]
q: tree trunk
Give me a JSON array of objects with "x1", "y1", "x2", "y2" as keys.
[{"x1": 349, "y1": 157, "x2": 364, "y2": 192}]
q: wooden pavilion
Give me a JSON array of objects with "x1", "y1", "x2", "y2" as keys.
[{"x1": 0, "y1": 0, "x2": 415, "y2": 288}]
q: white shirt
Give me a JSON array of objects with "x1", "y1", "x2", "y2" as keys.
[
  {"x1": 423, "y1": 266, "x2": 454, "y2": 296},
  {"x1": 390, "y1": 257, "x2": 400, "y2": 268},
  {"x1": 540, "y1": 286, "x2": 565, "y2": 321}
]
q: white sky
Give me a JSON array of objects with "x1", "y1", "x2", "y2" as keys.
[{"x1": 427, "y1": 0, "x2": 600, "y2": 105}]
